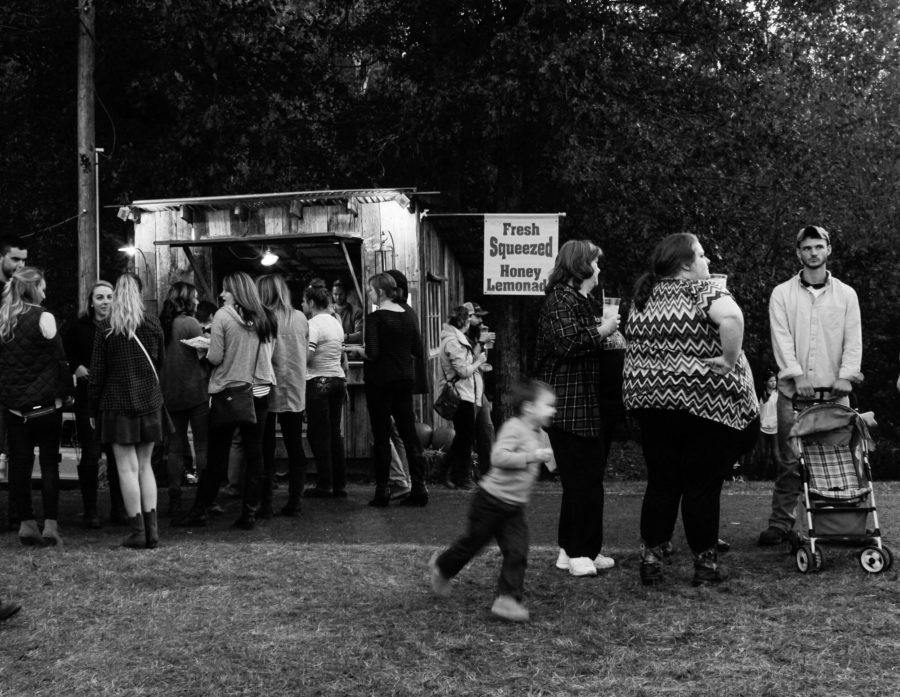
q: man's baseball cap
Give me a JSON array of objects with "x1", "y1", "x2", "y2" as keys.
[
  {"x1": 796, "y1": 225, "x2": 831, "y2": 246},
  {"x1": 463, "y1": 301, "x2": 488, "y2": 316}
]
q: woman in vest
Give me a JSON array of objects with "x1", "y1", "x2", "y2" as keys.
[
  {"x1": 0, "y1": 267, "x2": 71, "y2": 546},
  {"x1": 89, "y1": 273, "x2": 169, "y2": 549}
]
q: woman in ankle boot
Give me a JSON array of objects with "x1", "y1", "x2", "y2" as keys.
[
  {"x1": 0, "y1": 266, "x2": 72, "y2": 547},
  {"x1": 89, "y1": 273, "x2": 171, "y2": 549},
  {"x1": 64, "y1": 280, "x2": 124, "y2": 529},
  {"x1": 623, "y1": 234, "x2": 759, "y2": 586},
  {"x1": 257, "y1": 275, "x2": 308, "y2": 518}
]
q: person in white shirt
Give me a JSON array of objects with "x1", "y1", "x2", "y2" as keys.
[{"x1": 758, "y1": 225, "x2": 862, "y2": 546}]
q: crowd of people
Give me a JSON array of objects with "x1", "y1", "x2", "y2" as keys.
[{"x1": 0, "y1": 223, "x2": 878, "y2": 623}]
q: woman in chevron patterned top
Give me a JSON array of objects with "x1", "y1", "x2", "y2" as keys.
[{"x1": 623, "y1": 233, "x2": 758, "y2": 588}]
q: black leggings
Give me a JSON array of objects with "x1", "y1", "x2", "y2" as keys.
[
  {"x1": 262, "y1": 411, "x2": 307, "y2": 502},
  {"x1": 635, "y1": 409, "x2": 741, "y2": 553},
  {"x1": 365, "y1": 379, "x2": 425, "y2": 490},
  {"x1": 6, "y1": 409, "x2": 62, "y2": 520}
]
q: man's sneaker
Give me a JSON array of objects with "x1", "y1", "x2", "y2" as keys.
[
  {"x1": 555, "y1": 548, "x2": 570, "y2": 570},
  {"x1": 490, "y1": 595, "x2": 530, "y2": 622},
  {"x1": 758, "y1": 527, "x2": 787, "y2": 546},
  {"x1": 429, "y1": 552, "x2": 451, "y2": 597},
  {"x1": 593, "y1": 553, "x2": 615, "y2": 571},
  {"x1": 568, "y1": 556, "x2": 598, "y2": 577}
]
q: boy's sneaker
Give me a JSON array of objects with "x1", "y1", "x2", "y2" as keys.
[
  {"x1": 568, "y1": 557, "x2": 598, "y2": 577},
  {"x1": 429, "y1": 552, "x2": 451, "y2": 597},
  {"x1": 490, "y1": 595, "x2": 530, "y2": 622}
]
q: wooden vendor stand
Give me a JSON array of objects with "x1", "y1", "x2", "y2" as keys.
[{"x1": 123, "y1": 188, "x2": 467, "y2": 473}]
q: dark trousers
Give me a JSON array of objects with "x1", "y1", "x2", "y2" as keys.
[
  {"x1": 447, "y1": 401, "x2": 477, "y2": 485},
  {"x1": 195, "y1": 394, "x2": 269, "y2": 514},
  {"x1": 365, "y1": 379, "x2": 426, "y2": 491},
  {"x1": 474, "y1": 397, "x2": 496, "y2": 476},
  {"x1": 74, "y1": 403, "x2": 122, "y2": 515},
  {"x1": 636, "y1": 409, "x2": 738, "y2": 553},
  {"x1": 6, "y1": 409, "x2": 62, "y2": 520},
  {"x1": 167, "y1": 401, "x2": 209, "y2": 493},
  {"x1": 437, "y1": 488, "x2": 529, "y2": 600},
  {"x1": 262, "y1": 410, "x2": 307, "y2": 503},
  {"x1": 548, "y1": 426, "x2": 612, "y2": 558},
  {"x1": 306, "y1": 377, "x2": 346, "y2": 492}
]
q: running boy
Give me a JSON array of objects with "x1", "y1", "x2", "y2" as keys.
[{"x1": 428, "y1": 379, "x2": 556, "y2": 622}]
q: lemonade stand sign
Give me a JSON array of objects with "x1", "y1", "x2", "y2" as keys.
[{"x1": 483, "y1": 214, "x2": 559, "y2": 295}]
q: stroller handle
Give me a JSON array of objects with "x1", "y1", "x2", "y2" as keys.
[{"x1": 792, "y1": 387, "x2": 837, "y2": 408}]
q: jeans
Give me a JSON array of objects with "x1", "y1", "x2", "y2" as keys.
[
  {"x1": 436, "y1": 488, "x2": 529, "y2": 600},
  {"x1": 74, "y1": 402, "x2": 122, "y2": 515},
  {"x1": 167, "y1": 402, "x2": 209, "y2": 494},
  {"x1": 262, "y1": 411, "x2": 307, "y2": 503},
  {"x1": 548, "y1": 426, "x2": 612, "y2": 558},
  {"x1": 474, "y1": 397, "x2": 496, "y2": 476},
  {"x1": 195, "y1": 394, "x2": 269, "y2": 514},
  {"x1": 388, "y1": 419, "x2": 410, "y2": 488},
  {"x1": 446, "y1": 401, "x2": 477, "y2": 485},
  {"x1": 636, "y1": 409, "x2": 739, "y2": 553},
  {"x1": 6, "y1": 409, "x2": 62, "y2": 521},
  {"x1": 768, "y1": 392, "x2": 849, "y2": 531},
  {"x1": 365, "y1": 379, "x2": 426, "y2": 491},
  {"x1": 306, "y1": 377, "x2": 346, "y2": 492}
]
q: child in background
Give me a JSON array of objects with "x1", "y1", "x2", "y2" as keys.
[
  {"x1": 429, "y1": 379, "x2": 556, "y2": 622},
  {"x1": 758, "y1": 373, "x2": 779, "y2": 480}
]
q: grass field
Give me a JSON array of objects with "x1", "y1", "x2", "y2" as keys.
[{"x1": 2, "y1": 480, "x2": 900, "y2": 696}]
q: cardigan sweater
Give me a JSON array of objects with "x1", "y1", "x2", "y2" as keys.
[
  {"x1": 89, "y1": 314, "x2": 165, "y2": 416},
  {"x1": 0, "y1": 306, "x2": 68, "y2": 410},
  {"x1": 269, "y1": 309, "x2": 308, "y2": 412},
  {"x1": 363, "y1": 308, "x2": 423, "y2": 387},
  {"x1": 161, "y1": 315, "x2": 209, "y2": 412},
  {"x1": 438, "y1": 323, "x2": 482, "y2": 406},
  {"x1": 206, "y1": 306, "x2": 275, "y2": 395}
]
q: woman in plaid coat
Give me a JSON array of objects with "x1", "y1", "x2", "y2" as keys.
[{"x1": 533, "y1": 240, "x2": 623, "y2": 578}]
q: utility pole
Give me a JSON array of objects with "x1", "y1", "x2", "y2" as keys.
[{"x1": 77, "y1": 0, "x2": 97, "y2": 313}]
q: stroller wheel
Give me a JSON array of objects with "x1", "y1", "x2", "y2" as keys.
[
  {"x1": 795, "y1": 544, "x2": 822, "y2": 574},
  {"x1": 859, "y1": 546, "x2": 889, "y2": 574},
  {"x1": 881, "y1": 544, "x2": 893, "y2": 571}
]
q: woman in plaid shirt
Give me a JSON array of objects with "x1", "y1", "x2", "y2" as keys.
[{"x1": 533, "y1": 240, "x2": 623, "y2": 578}]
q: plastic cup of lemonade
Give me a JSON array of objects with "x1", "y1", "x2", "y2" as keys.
[{"x1": 603, "y1": 297, "x2": 620, "y2": 319}]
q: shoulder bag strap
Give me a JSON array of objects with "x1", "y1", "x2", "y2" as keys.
[{"x1": 133, "y1": 334, "x2": 159, "y2": 383}]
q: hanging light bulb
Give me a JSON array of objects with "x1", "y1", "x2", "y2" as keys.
[{"x1": 260, "y1": 248, "x2": 279, "y2": 266}]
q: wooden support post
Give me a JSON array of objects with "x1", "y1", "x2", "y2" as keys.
[{"x1": 76, "y1": 0, "x2": 97, "y2": 313}]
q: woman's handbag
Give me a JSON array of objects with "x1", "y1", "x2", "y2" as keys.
[
  {"x1": 209, "y1": 382, "x2": 256, "y2": 428},
  {"x1": 433, "y1": 379, "x2": 461, "y2": 420}
]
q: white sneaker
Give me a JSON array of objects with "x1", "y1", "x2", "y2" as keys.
[
  {"x1": 555, "y1": 548, "x2": 570, "y2": 570},
  {"x1": 568, "y1": 556, "x2": 598, "y2": 577},
  {"x1": 491, "y1": 595, "x2": 530, "y2": 622},
  {"x1": 429, "y1": 552, "x2": 452, "y2": 597},
  {"x1": 594, "y1": 553, "x2": 615, "y2": 571}
]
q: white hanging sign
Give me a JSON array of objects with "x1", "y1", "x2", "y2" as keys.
[{"x1": 483, "y1": 214, "x2": 558, "y2": 295}]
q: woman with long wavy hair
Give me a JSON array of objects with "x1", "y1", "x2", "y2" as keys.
[
  {"x1": 89, "y1": 272, "x2": 169, "y2": 549},
  {"x1": 257, "y1": 274, "x2": 308, "y2": 517},
  {"x1": 0, "y1": 267, "x2": 71, "y2": 546},
  {"x1": 177, "y1": 271, "x2": 276, "y2": 531},
  {"x1": 159, "y1": 281, "x2": 209, "y2": 519}
]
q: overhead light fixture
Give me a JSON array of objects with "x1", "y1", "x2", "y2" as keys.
[
  {"x1": 118, "y1": 245, "x2": 137, "y2": 256},
  {"x1": 260, "y1": 248, "x2": 279, "y2": 266}
]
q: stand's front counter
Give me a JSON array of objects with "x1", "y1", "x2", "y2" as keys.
[{"x1": 342, "y1": 360, "x2": 372, "y2": 463}]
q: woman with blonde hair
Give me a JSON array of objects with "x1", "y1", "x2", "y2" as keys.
[
  {"x1": 0, "y1": 267, "x2": 72, "y2": 546},
  {"x1": 90, "y1": 272, "x2": 169, "y2": 549},
  {"x1": 177, "y1": 271, "x2": 276, "y2": 530},
  {"x1": 257, "y1": 274, "x2": 308, "y2": 517}
]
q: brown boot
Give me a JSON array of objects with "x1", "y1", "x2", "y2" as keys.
[
  {"x1": 121, "y1": 514, "x2": 145, "y2": 549},
  {"x1": 143, "y1": 509, "x2": 159, "y2": 549}
]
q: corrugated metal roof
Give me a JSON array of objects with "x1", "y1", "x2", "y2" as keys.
[{"x1": 132, "y1": 188, "x2": 420, "y2": 212}]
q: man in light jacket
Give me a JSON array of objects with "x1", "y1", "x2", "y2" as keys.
[{"x1": 758, "y1": 225, "x2": 862, "y2": 546}]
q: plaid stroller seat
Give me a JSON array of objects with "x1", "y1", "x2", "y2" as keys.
[{"x1": 803, "y1": 442, "x2": 869, "y2": 501}]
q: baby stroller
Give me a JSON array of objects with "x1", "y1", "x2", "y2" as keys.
[{"x1": 787, "y1": 395, "x2": 892, "y2": 575}]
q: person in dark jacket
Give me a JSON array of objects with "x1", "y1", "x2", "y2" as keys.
[
  {"x1": 0, "y1": 267, "x2": 71, "y2": 546},
  {"x1": 90, "y1": 273, "x2": 169, "y2": 549},
  {"x1": 63, "y1": 280, "x2": 125, "y2": 527}
]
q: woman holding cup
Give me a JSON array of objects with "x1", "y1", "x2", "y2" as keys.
[{"x1": 533, "y1": 240, "x2": 626, "y2": 577}]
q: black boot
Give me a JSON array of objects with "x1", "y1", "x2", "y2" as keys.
[
  {"x1": 640, "y1": 542, "x2": 666, "y2": 586},
  {"x1": 368, "y1": 484, "x2": 390, "y2": 508},
  {"x1": 692, "y1": 547, "x2": 729, "y2": 587},
  {"x1": 143, "y1": 509, "x2": 159, "y2": 549},
  {"x1": 122, "y1": 514, "x2": 146, "y2": 549}
]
